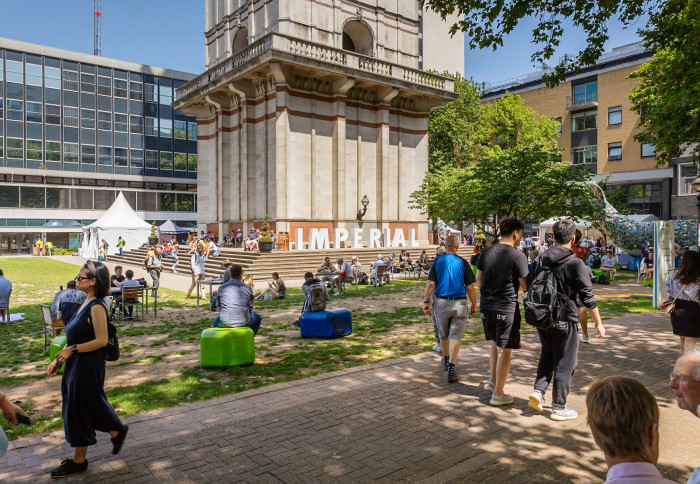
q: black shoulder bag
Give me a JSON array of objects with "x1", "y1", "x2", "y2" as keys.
[{"x1": 89, "y1": 300, "x2": 120, "y2": 361}]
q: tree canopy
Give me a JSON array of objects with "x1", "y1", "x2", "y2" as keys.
[
  {"x1": 422, "y1": 0, "x2": 660, "y2": 86},
  {"x1": 412, "y1": 82, "x2": 595, "y2": 232},
  {"x1": 629, "y1": 0, "x2": 700, "y2": 164}
]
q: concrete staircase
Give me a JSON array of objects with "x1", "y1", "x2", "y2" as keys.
[{"x1": 110, "y1": 245, "x2": 475, "y2": 281}]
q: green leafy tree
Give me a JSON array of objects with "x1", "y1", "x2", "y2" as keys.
[
  {"x1": 413, "y1": 91, "x2": 595, "y2": 238},
  {"x1": 629, "y1": 0, "x2": 700, "y2": 164},
  {"x1": 421, "y1": 0, "x2": 661, "y2": 86}
]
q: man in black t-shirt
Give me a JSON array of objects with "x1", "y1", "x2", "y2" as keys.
[
  {"x1": 476, "y1": 218, "x2": 529, "y2": 406},
  {"x1": 110, "y1": 266, "x2": 125, "y2": 288}
]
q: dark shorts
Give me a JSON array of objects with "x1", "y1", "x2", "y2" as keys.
[
  {"x1": 481, "y1": 306, "x2": 521, "y2": 349},
  {"x1": 671, "y1": 299, "x2": 700, "y2": 337},
  {"x1": 575, "y1": 295, "x2": 584, "y2": 309}
]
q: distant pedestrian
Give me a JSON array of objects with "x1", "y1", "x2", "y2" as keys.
[
  {"x1": 100, "y1": 239, "x2": 109, "y2": 261},
  {"x1": 423, "y1": 235, "x2": 477, "y2": 383},
  {"x1": 116, "y1": 237, "x2": 125, "y2": 256},
  {"x1": 171, "y1": 245, "x2": 179, "y2": 273},
  {"x1": 146, "y1": 247, "x2": 163, "y2": 298},
  {"x1": 186, "y1": 244, "x2": 207, "y2": 300},
  {"x1": 46, "y1": 241, "x2": 54, "y2": 256},
  {"x1": 47, "y1": 261, "x2": 128, "y2": 478},
  {"x1": 663, "y1": 250, "x2": 700, "y2": 354},
  {"x1": 476, "y1": 218, "x2": 529, "y2": 406},
  {"x1": 0, "y1": 269, "x2": 12, "y2": 325},
  {"x1": 527, "y1": 219, "x2": 605, "y2": 421}
]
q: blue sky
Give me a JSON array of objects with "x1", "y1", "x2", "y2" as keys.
[{"x1": 0, "y1": 1, "x2": 645, "y2": 83}]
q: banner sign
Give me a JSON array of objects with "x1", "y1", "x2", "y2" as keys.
[{"x1": 294, "y1": 228, "x2": 420, "y2": 250}]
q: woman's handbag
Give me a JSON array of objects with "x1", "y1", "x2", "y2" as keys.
[
  {"x1": 661, "y1": 284, "x2": 687, "y2": 315},
  {"x1": 89, "y1": 301, "x2": 120, "y2": 361}
]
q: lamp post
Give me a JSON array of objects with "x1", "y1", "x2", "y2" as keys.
[
  {"x1": 356, "y1": 195, "x2": 370, "y2": 220},
  {"x1": 693, "y1": 176, "x2": 700, "y2": 250}
]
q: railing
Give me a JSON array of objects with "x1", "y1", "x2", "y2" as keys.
[
  {"x1": 567, "y1": 92, "x2": 598, "y2": 107},
  {"x1": 176, "y1": 33, "x2": 454, "y2": 101}
]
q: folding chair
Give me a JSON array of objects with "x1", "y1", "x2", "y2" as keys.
[
  {"x1": 41, "y1": 304, "x2": 63, "y2": 351},
  {"x1": 119, "y1": 286, "x2": 145, "y2": 321}
]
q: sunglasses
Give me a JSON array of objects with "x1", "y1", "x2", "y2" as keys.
[{"x1": 75, "y1": 275, "x2": 95, "y2": 281}]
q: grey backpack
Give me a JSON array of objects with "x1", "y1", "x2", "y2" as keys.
[{"x1": 308, "y1": 280, "x2": 327, "y2": 312}]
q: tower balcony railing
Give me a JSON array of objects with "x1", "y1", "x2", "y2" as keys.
[
  {"x1": 175, "y1": 33, "x2": 455, "y2": 103},
  {"x1": 566, "y1": 92, "x2": 598, "y2": 110}
]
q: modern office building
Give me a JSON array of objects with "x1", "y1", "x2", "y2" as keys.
[
  {"x1": 174, "y1": 0, "x2": 462, "y2": 243},
  {"x1": 482, "y1": 42, "x2": 696, "y2": 220},
  {"x1": 0, "y1": 38, "x2": 198, "y2": 255}
]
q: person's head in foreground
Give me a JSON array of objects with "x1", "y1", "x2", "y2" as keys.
[
  {"x1": 670, "y1": 352, "x2": 700, "y2": 417},
  {"x1": 444, "y1": 235, "x2": 459, "y2": 251},
  {"x1": 552, "y1": 219, "x2": 577, "y2": 245},
  {"x1": 230, "y1": 264, "x2": 244, "y2": 281},
  {"x1": 76, "y1": 260, "x2": 110, "y2": 299},
  {"x1": 587, "y1": 376, "x2": 660, "y2": 467},
  {"x1": 498, "y1": 217, "x2": 525, "y2": 245},
  {"x1": 304, "y1": 271, "x2": 313, "y2": 281}
]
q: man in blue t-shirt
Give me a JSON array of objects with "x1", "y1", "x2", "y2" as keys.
[{"x1": 423, "y1": 235, "x2": 477, "y2": 383}]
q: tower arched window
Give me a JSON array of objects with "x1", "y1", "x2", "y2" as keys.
[
  {"x1": 233, "y1": 27, "x2": 249, "y2": 53},
  {"x1": 342, "y1": 20, "x2": 373, "y2": 57}
]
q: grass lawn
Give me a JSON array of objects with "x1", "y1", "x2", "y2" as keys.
[{"x1": 0, "y1": 257, "x2": 661, "y2": 441}]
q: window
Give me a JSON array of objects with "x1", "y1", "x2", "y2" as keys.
[
  {"x1": 44, "y1": 66, "x2": 61, "y2": 89},
  {"x1": 130, "y1": 149, "x2": 144, "y2": 168},
  {"x1": 80, "y1": 144, "x2": 95, "y2": 164},
  {"x1": 64, "y1": 106, "x2": 79, "y2": 127},
  {"x1": 144, "y1": 83, "x2": 157, "y2": 102},
  {"x1": 187, "y1": 121, "x2": 197, "y2": 140},
  {"x1": 572, "y1": 145, "x2": 597, "y2": 165},
  {"x1": 159, "y1": 193, "x2": 176, "y2": 211},
  {"x1": 81, "y1": 73, "x2": 95, "y2": 93},
  {"x1": 0, "y1": 138, "x2": 3, "y2": 158},
  {"x1": 571, "y1": 110, "x2": 597, "y2": 131},
  {"x1": 6, "y1": 99, "x2": 23, "y2": 121},
  {"x1": 174, "y1": 120, "x2": 186, "y2": 139},
  {"x1": 0, "y1": 186, "x2": 20, "y2": 208},
  {"x1": 0, "y1": 97, "x2": 3, "y2": 119},
  {"x1": 159, "y1": 85, "x2": 173, "y2": 105},
  {"x1": 130, "y1": 115, "x2": 144, "y2": 134},
  {"x1": 679, "y1": 164, "x2": 699, "y2": 196},
  {"x1": 608, "y1": 142, "x2": 622, "y2": 161},
  {"x1": 145, "y1": 150, "x2": 158, "y2": 169},
  {"x1": 79, "y1": 109, "x2": 95, "y2": 129},
  {"x1": 188, "y1": 154, "x2": 198, "y2": 172},
  {"x1": 341, "y1": 21, "x2": 373, "y2": 56},
  {"x1": 174, "y1": 153, "x2": 187, "y2": 170},
  {"x1": 553, "y1": 117, "x2": 562, "y2": 133},
  {"x1": 608, "y1": 106, "x2": 622, "y2": 125},
  {"x1": 46, "y1": 141, "x2": 61, "y2": 161},
  {"x1": 572, "y1": 81, "x2": 597, "y2": 105},
  {"x1": 45, "y1": 104, "x2": 61, "y2": 125},
  {"x1": 114, "y1": 113, "x2": 128, "y2": 132},
  {"x1": 177, "y1": 193, "x2": 195, "y2": 212},
  {"x1": 113, "y1": 79, "x2": 128, "y2": 98},
  {"x1": 98, "y1": 146, "x2": 113, "y2": 165},
  {"x1": 159, "y1": 118, "x2": 172, "y2": 137},
  {"x1": 145, "y1": 117, "x2": 158, "y2": 136},
  {"x1": 115, "y1": 148, "x2": 128, "y2": 166},
  {"x1": 26, "y1": 102, "x2": 42, "y2": 123},
  {"x1": 64, "y1": 143, "x2": 79, "y2": 164},
  {"x1": 7, "y1": 138, "x2": 23, "y2": 159},
  {"x1": 63, "y1": 70, "x2": 79, "y2": 91},
  {"x1": 21, "y1": 187, "x2": 45, "y2": 208},
  {"x1": 98, "y1": 111, "x2": 112, "y2": 131},
  {"x1": 25, "y1": 140, "x2": 42, "y2": 160},
  {"x1": 26, "y1": 63, "x2": 42, "y2": 87},
  {"x1": 71, "y1": 189, "x2": 93, "y2": 209},
  {"x1": 97, "y1": 76, "x2": 111, "y2": 96},
  {"x1": 160, "y1": 151, "x2": 173, "y2": 169},
  {"x1": 641, "y1": 143, "x2": 656, "y2": 158},
  {"x1": 129, "y1": 81, "x2": 143, "y2": 101},
  {"x1": 628, "y1": 183, "x2": 662, "y2": 203},
  {"x1": 6, "y1": 60, "x2": 23, "y2": 84}
]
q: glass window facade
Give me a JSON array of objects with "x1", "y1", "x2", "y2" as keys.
[
  {"x1": 0, "y1": 48, "x2": 197, "y2": 179},
  {"x1": 607, "y1": 142, "x2": 622, "y2": 161},
  {"x1": 571, "y1": 110, "x2": 597, "y2": 132},
  {"x1": 572, "y1": 81, "x2": 597, "y2": 105},
  {"x1": 572, "y1": 145, "x2": 597, "y2": 165}
]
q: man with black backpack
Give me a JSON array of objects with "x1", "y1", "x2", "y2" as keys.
[
  {"x1": 292, "y1": 272, "x2": 329, "y2": 327},
  {"x1": 525, "y1": 219, "x2": 606, "y2": 421}
]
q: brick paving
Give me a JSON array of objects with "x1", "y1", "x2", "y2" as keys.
[{"x1": 2, "y1": 312, "x2": 698, "y2": 483}]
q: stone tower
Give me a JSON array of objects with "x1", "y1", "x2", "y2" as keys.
[{"x1": 174, "y1": 0, "x2": 459, "y2": 245}]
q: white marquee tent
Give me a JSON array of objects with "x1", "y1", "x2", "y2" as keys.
[{"x1": 81, "y1": 192, "x2": 152, "y2": 258}]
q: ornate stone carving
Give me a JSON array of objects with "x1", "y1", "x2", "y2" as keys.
[{"x1": 356, "y1": 7, "x2": 362, "y2": 20}]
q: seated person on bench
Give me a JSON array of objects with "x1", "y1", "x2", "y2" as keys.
[
  {"x1": 600, "y1": 250, "x2": 616, "y2": 284},
  {"x1": 120, "y1": 270, "x2": 142, "y2": 319},
  {"x1": 370, "y1": 254, "x2": 387, "y2": 287},
  {"x1": 292, "y1": 272, "x2": 329, "y2": 327},
  {"x1": 213, "y1": 264, "x2": 262, "y2": 334}
]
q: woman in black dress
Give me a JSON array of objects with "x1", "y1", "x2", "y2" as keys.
[
  {"x1": 47, "y1": 260, "x2": 128, "y2": 478},
  {"x1": 664, "y1": 250, "x2": 700, "y2": 354}
]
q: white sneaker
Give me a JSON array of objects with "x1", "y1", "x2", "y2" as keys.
[
  {"x1": 483, "y1": 379, "x2": 495, "y2": 393},
  {"x1": 489, "y1": 393, "x2": 514, "y2": 406},
  {"x1": 582, "y1": 334, "x2": 591, "y2": 343},
  {"x1": 432, "y1": 343, "x2": 441, "y2": 352},
  {"x1": 332, "y1": 292, "x2": 342, "y2": 296},
  {"x1": 550, "y1": 407, "x2": 578, "y2": 421},
  {"x1": 529, "y1": 390, "x2": 544, "y2": 412}
]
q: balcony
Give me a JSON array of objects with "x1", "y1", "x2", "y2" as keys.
[
  {"x1": 174, "y1": 33, "x2": 456, "y2": 108},
  {"x1": 566, "y1": 92, "x2": 598, "y2": 111}
]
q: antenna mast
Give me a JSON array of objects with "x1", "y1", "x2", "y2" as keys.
[{"x1": 94, "y1": 0, "x2": 102, "y2": 56}]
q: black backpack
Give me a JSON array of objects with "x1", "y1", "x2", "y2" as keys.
[
  {"x1": 524, "y1": 258, "x2": 565, "y2": 330},
  {"x1": 88, "y1": 300, "x2": 120, "y2": 361},
  {"x1": 590, "y1": 254, "x2": 602, "y2": 269}
]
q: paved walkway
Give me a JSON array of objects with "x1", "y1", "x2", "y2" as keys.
[{"x1": 2, "y1": 312, "x2": 697, "y2": 483}]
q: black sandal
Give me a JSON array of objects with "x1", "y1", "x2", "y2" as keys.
[
  {"x1": 111, "y1": 425, "x2": 129, "y2": 455},
  {"x1": 50, "y1": 458, "x2": 88, "y2": 478}
]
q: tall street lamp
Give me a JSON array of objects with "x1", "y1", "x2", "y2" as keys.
[
  {"x1": 356, "y1": 195, "x2": 370, "y2": 220},
  {"x1": 693, "y1": 176, "x2": 700, "y2": 250}
]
